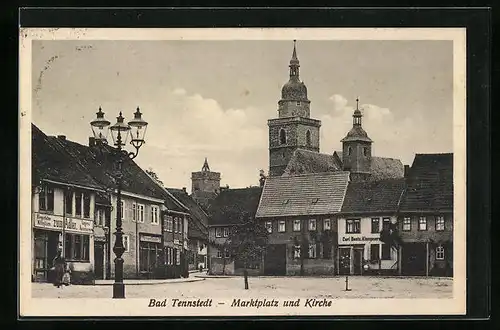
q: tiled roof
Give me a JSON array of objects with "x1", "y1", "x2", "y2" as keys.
[
  {"x1": 167, "y1": 188, "x2": 209, "y2": 240},
  {"x1": 283, "y1": 149, "x2": 342, "y2": 176},
  {"x1": 256, "y1": 172, "x2": 350, "y2": 218},
  {"x1": 341, "y1": 178, "x2": 406, "y2": 214},
  {"x1": 206, "y1": 187, "x2": 263, "y2": 226},
  {"x1": 370, "y1": 157, "x2": 405, "y2": 180},
  {"x1": 399, "y1": 153, "x2": 453, "y2": 212},
  {"x1": 32, "y1": 124, "x2": 103, "y2": 191}
]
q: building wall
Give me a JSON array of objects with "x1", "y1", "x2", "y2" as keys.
[
  {"x1": 162, "y1": 213, "x2": 189, "y2": 278},
  {"x1": 278, "y1": 99, "x2": 311, "y2": 118}
]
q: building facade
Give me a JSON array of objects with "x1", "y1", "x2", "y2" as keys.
[
  {"x1": 398, "y1": 153, "x2": 454, "y2": 277},
  {"x1": 256, "y1": 172, "x2": 350, "y2": 276}
]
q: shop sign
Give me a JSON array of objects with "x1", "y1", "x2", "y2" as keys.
[
  {"x1": 33, "y1": 212, "x2": 94, "y2": 234},
  {"x1": 338, "y1": 234, "x2": 380, "y2": 245},
  {"x1": 140, "y1": 234, "x2": 162, "y2": 244}
]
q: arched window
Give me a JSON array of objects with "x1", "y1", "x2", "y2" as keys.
[
  {"x1": 279, "y1": 129, "x2": 287, "y2": 145},
  {"x1": 348, "y1": 146, "x2": 352, "y2": 156},
  {"x1": 306, "y1": 130, "x2": 311, "y2": 147}
]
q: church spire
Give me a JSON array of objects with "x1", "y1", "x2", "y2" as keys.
[
  {"x1": 202, "y1": 157, "x2": 210, "y2": 172},
  {"x1": 289, "y1": 40, "x2": 300, "y2": 79},
  {"x1": 353, "y1": 97, "x2": 363, "y2": 126}
]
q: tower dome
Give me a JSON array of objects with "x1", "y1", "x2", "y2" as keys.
[{"x1": 280, "y1": 40, "x2": 309, "y2": 101}]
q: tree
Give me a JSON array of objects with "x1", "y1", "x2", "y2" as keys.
[
  {"x1": 226, "y1": 213, "x2": 269, "y2": 289},
  {"x1": 146, "y1": 167, "x2": 164, "y2": 186}
]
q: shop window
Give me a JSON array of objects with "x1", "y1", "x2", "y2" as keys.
[
  {"x1": 293, "y1": 245, "x2": 301, "y2": 259},
  {"x1": 308, "y1": 244, "x2": 316, "y2": 259},
  {"x1": 293, "y1": 219, "x2": 301, "y2": 232},
  {"x1": 278, "y1": 220, "x2": 286, "y2": 232},
  {"x1": 38, "y1": 184, "x2": 54, "y2": 212},
  {"x1": 64, "y1": 233, "x2": 90, "y2": 262},
  {"x1": 371, "y1": 218, "x2": 380, "y2": 233},
  {"x1": 403, "y1": 217, "x2": 411, "y2": 231},
  {"x1": 139, "y1": 241, "x2": 161, "y2": 272},
  {"x1": 418, "y1": 216, "x2": 427, "y2": 231},
  {"x1": 151, "y1": 206, "x2": 160, "y2": 225},
  {"x1": 436, "y1": 246, "x2": 445, "y2": 260},
  {"x1": 65, "y1": 190, "x2": 73, "y2": 215},
  {"x1": 324, "y1": 219, "x2": 331, "y2": 231},
  {"x1": 83, "y1": 193, "x2": 91, "y2": 218},
  {"x1": 309, "y1": 219, "x2": 316, "y2": 231},
  {"x1": 382, "y1": 218, "x2": 391, "y2": 230},
  {"x1": 215, "y1": 227, "x2": 222, "y2": 238},
  {"x1": 346, "y1": 219, "x2": 361, "y2": 234},
  {"x1": 381, "y1": 243, "x2": 391, "y2": 260},
  {"x1": 223, "y1": 227, "x2": 229, "y2": 237},
  {"x1": 266, "y1": 221, "x2": 273, "y2": 233},
  {"x1": 176, "y1": 249, "x2": 181, "y2": 265},
  {"x1": 436, "y1": 216, "x2": 445, "y2": 231},
  {"x1": 138, "y1": 204, "x2": 145, "y2": 223},
  {"x1": 370, "y1": 244, "x2": 380, "y2": 261}
]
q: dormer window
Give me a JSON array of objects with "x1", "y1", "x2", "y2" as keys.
[{"x1": 279, "y1": 129, "x2": 287, "y2": 145}]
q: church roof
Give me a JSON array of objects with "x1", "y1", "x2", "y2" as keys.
[
  {"x1": 341, "y1": 125, "x2": 373, "y2": 143},
  {"x1": 283, "y1": 149, "x2": 342, "y2": 175},
  {"x1": 399, "y1": 153, "x2": 453, "y2": 212},
  {"x1": 341, "y1": 178, "x2": 406, "y2": 214},
  {"x1": 256, "y1": 172, "x2": 350, "y2": 218}
]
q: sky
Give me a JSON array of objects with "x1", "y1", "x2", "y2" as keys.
[{"x1": 31, "y1": 39, "x2": 453, "y2": 192}]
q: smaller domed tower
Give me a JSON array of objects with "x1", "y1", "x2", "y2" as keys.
[{"x1": 341, "y1": 98, "x2": 373, "y2": 181}]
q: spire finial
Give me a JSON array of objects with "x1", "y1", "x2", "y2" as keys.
[
  {"x1": 291, "y1": 40, "x2": 298, "y2": 62},
  {"x1": 356, "y1": 97, "x2": 359, "y2": 110},
  {"x1": 202, "y1": 157, "x2": 210, "y2": 172}
]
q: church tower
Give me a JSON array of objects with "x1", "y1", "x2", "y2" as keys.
[
  {"x1": 341, "y1": 98, "x2": 373, "y2": 181},
  {"x1": 268, "y1": 40, "x2": 321, "y2": 177},
  {"x1": 191, "y1": 158, "x2": 221, "y2": 206}
]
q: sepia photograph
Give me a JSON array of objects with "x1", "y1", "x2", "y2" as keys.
[{"x1": 19, "y1": 27, "x2": 466, "y2": 317}]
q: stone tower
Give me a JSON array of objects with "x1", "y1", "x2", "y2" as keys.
[
  {"x1": 341, "y1": 98, "x2": 373, "y2": 181},
  {"x1": 191, "y1": 158, "x2": 221, "y2": 206},
  {"x1": 268, "y1": 40, "x2": 321, "y2": 177}
]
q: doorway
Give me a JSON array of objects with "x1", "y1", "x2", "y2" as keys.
[
  {"x1": 401, "y1": 243, "x2": 426, "y2": 276},
  {"x1": 264, "y1": 244, "x2": 286, "y2": 275},
  {"x1": 353, "y1": 248, "x2": 363, "y2": 275},
  {"x1": 33, "y1": 230, "x2": 59, "y2": 282},
  {"x1": 94, "y1": 242, "x2": 105, "y2": 279}
]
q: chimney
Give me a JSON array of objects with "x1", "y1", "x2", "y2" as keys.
[
  {"x1": 404, "y1": 165, "x2": 410, "y2": 178},
  {"x1": 182, "y1": 187, "x2": 187, "y2": 194},
  {"x1": 89, "y1": 137, "x2": 96, "y2": 147},
  {"x1": 57, "y1": 135, "x2": 66, "y2": 141}
]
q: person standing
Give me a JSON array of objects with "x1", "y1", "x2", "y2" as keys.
[{"x1": 52, "y1": 250, "x2": 66, "y2": 288}]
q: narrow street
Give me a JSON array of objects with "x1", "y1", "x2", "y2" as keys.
[{"x1": 32, "y1": 276, "x2": 453, "y2": 299}]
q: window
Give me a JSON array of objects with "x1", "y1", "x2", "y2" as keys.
[
  {"x1": 75, "y1": 192, "x2": 82, "y2": 217},
  {"x1": 176, "y1": 249, "x2": 181, "y2": 265},
  {"x1": 223, "y1": 227, "x2": 229, "y2": 237},
  {"x1": 418, "y1": 216, "x2": 427, "y2": 231},
  {"x1": 65, "y1": 190, "x2": 73, "y2": 215},
  {"x1": 293, "y1": 219, "x2": 301, "y2": 232},
  {"x1": 265, "y1": 221, "x2": 273, "y2": 233},
  {"x1": 306, "y1": 130, "x2": 311, "y2": 146},
  {"x1": 348, "y1": 146, "x2": 352, "y2": 156},
  {"x1": 403, "y1": 217, "x2": 411, "y2": 231},
  {"x1": 296, "y1": 101, "x2": 301, "y2": 106},
  {"x1": 224, "y1": 248, "x2": 231, "y2": 258},
  {"x1": 95, "y1": 208, "x2": 105, "y2": 226},
  {"x1": 308, "y1": 244, "x2": 317, "y2": 259},
  {"x1": 83, "y1": 193, "x2": 91, "y2": 218},
  {"x1": 138, "y1": 204, "x2": 145, "y2": 223},
  {"x1": 151, "y1": 206, "x2": 160, "y2": 225},
  {"x1": 139, "y1": 241, "x2": 161, "y2": 272},
  {"x1": 293, "y1": 245, "x2": 301, "y2": 259},
  {"x1": 370, "y1": 244, "x2": 380, "y2": 261},
  {"x1": 120, "y1": 201, "x2": 124, "y2": 220},
  {"x1": 382, "y1": 218, "x2": 391, "y2": 230},
  {"x1": 38, "y1": 185, "x2": 54, "y2": 212},
  {"x1": 279, "y1": 129, "x2": 287, "y2": 145},
  {"x1": 132, "y1": 203, "x2": 137, "y2": 222},
  {"x1": 165, "y1": 216, "x2": 173, "y2": 232},
  {"x1": 179, "y1": 218, "x2": 183, "y2": 234},
  {"x1": 371, "y1": 218, "x2": 380, "y2": 233},
  {"x1": 217, "y1": 249, "x2": 222, "y2": 258},
  {"x1": 346, "y1": 219, "x2": 361, "y2": 234},
  {"x1": 381, "y1": 243, "x2": 391, "y2": 260},
  {"x1": 436, "y1": 216, "x2": 445, "y2": 231},
  {"x1": 215, "y1": 227, "x2": 222, "y2": 238},
  {"x1": 173, "y1": 218, "x2": 178, "y2": 233},
  {"x1": 64, "y1": 233, "x2": 90, "y2": 262},
  {"x1": 436, "y1": 246, "x2": 445, "y2": 260},
  {"x1": 278, "y1": 220, "x2": 286, "y2": 232},
  {"x1": 363, "y1": 147, "x2": 368, "y2": 156},
  {"x1": 309, "y1": 219, "x2": 316, "y2": 231},
  {"x1": 324, "y1": 219, "x2": 331, "y2": 231}
]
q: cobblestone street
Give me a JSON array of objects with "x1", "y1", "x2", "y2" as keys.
[{"x1": 32, "y1": 276, "x2": 453, "y2": 299}]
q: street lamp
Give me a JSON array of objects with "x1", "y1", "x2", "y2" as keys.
[{"x1": 90, "y1": 106, "x2": 148, "y2": 299}]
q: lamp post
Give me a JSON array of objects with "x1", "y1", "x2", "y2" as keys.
[{"x1": 90, "y1": 106, "x2": 148, "y2": 299}]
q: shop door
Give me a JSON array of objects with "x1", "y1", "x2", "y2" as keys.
[
  {"x1": 353, "y1": 248, "x2": 363, "y2": 275},
  {"x1": 338, "y1": 247, "x2": 351, "y2": 275},
  {"x1": 264, "y1": 244, "x2": 286, "y2": 275},
  {"x1": 94, "y1": 242, "x2": 104, "y2": 279},
  {"x1": 401, "y1": 243, "x2": 426, "y2": 276}
]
